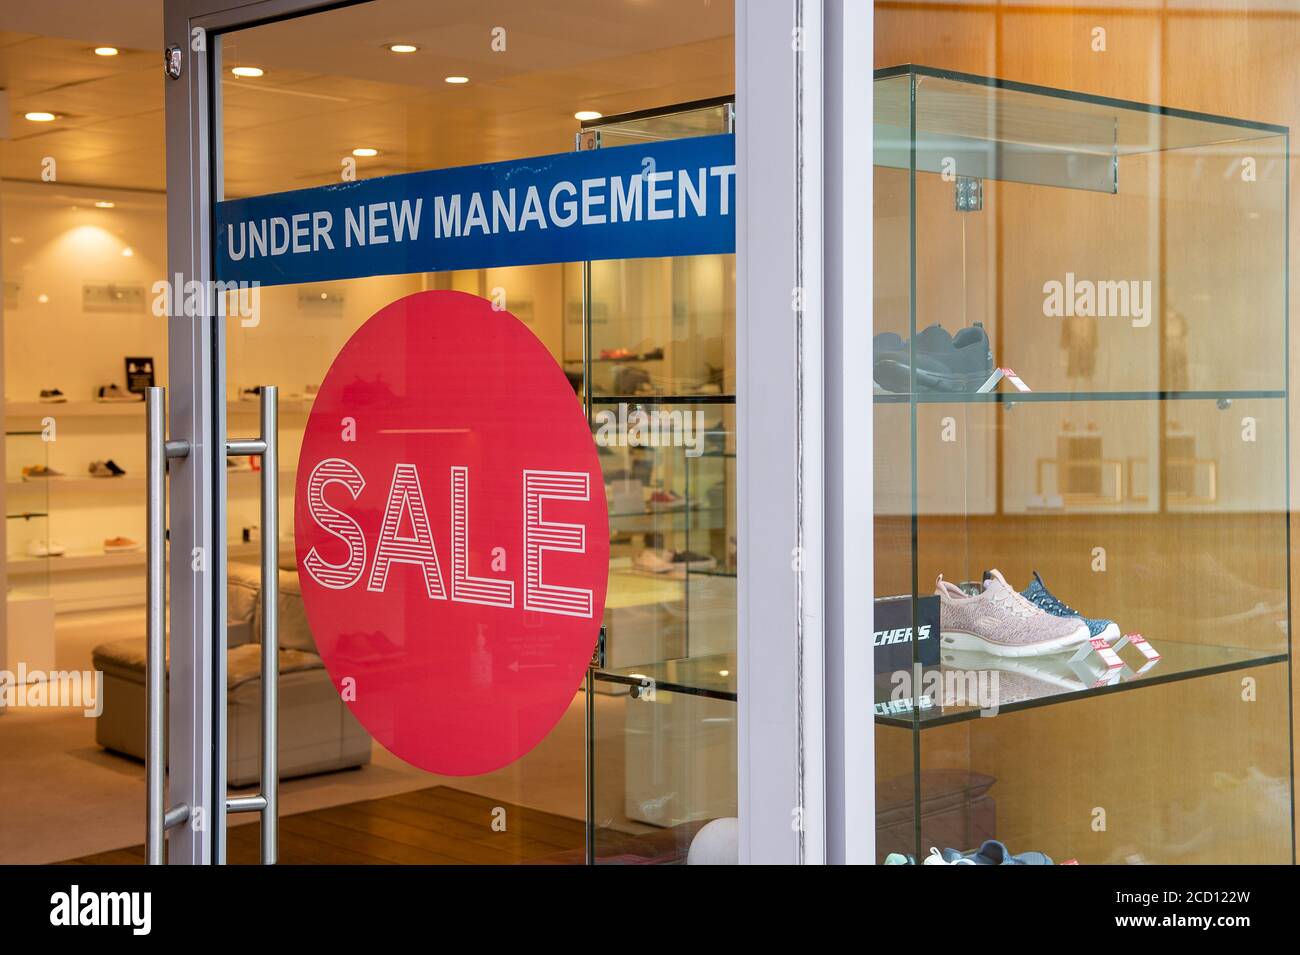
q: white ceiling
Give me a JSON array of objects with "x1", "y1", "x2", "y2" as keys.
[
  {"x1": 0, "y1": 0, "x2": 161, "y2": 50},
  {"x1": 0, "y1": 0, "x2": 734, "y2": 195}
]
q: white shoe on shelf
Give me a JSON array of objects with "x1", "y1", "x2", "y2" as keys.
[{"x1": 26, "y1": 538, "x2": 65, "y2": 558}]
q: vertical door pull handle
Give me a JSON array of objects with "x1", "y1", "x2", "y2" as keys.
[{"x1": 145, "y1": 387, "x2": 191, "y2": 865}]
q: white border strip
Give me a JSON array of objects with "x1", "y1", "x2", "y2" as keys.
[{"x1": 823, "y1": 0, "x2": 875, "y2": 864}]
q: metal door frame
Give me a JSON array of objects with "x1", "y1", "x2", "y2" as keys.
[
  {"x1": 162, "y1": 0, "x2": 873, "y2": 865},
  {"x1": 163, "y1": 0, "x2": 334, "y2": 865}
]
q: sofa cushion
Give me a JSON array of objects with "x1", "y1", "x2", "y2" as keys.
[
  {"x1": 227, "y1": 643, "x2": 324, "y2": 689},
  {"x1": 228, "y1": 561, "x2": 260, "y2": 617},
  {"x1": 228, "y1": 561, "x2": 261, "y2": 647},
  {"x1": 254, "y1": 569, "x2": 318, "y2": 654},
  {"x1": 92, "y1": 638, "x2": 325, "y2": 689},
  {"x1": 231, "y1": 561, "x2": 319, "y2": 655},
  {"x1": 93, "y1": 637, "x2": 152, "y2": 682}
]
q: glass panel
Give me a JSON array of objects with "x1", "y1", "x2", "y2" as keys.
[
  {"x1": 583, "y1": 99, "x2": 735, "y2": 864},
  {"x1": 872, "y1": 72, "x2": 922, "y2": 859},
  {"x1": 873, "y1": 63, "x2": 1292, "y2": 865},
  {"x1": 876, "y1": 68, "x2": 1286, "y2": 193},
  {"x1": 219, "y1": 0, "x2": 734, "y2": 865},
  {"x1": 2, "y1": 156, "x2": 164, "y2": 860},
  {"x1": 5, "y1": 429, "x2": 52, "y2": 597}
]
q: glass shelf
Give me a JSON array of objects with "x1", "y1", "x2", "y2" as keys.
[
  {"x1": 876, "y1": 642, "x2": 1287, "y2": 729},
  {"x1": 873, "y1": 389, "x2": 1285, "y2": 405},
  {"x1": 596, "y1": 652, "x2": 737, "y2": 702},
  {"x1": 875, "y1": 65, "x2": 1286, "y2": 194},
  {"x1": 591, "y1": 394, "x2": 735, "y2": 405}
]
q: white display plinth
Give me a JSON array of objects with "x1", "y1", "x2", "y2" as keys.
[{"x1": 4, "y1": 589, "x2": 57, "y2": 688}]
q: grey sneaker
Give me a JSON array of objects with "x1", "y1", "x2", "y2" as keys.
[
  {"x1": 874, "y1": 323, "x2": 994, "y2": 393},
  {"x1": 936, "y1": 569, "x2": 1091, "y2": 657}
]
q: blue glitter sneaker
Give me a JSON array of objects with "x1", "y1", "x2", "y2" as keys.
[
  {"x1": 1019, "y1": 571, "x2": 1120, "y2": 642},
  {"x1": 945, "y1": 840, "x2": 1053, "y2": 865}
]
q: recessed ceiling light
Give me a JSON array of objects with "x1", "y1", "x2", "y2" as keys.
[
  {"x1": 121, "y1": 246, "x2": 135, "y2": 257},
  {"x1": 352, "y1": 147, "x2": 379, "y2": 158},
  {"x1": 94, "y1": 200, "x2": 115, "y2": 209},
  {"x1": 231, "y1": 66, "x2": 264, "y2": 78},
  {"x1": 94, "y1": 47, "x2": 119, "y2": 57},
  {"x1": 444, "y1": 76, "x2": 469, "y2": 85},
  {"x1": 574, "y1": 110, "x2": 603, "y2": 121},
  {"x1": 388, "y1": 43, "x2": 418, "y2": 54},
  {"x1": 24, "y1": 111, "x2": 57, "y2": 123},
  {"x1": 37, "y1": 294, "x2": 49, "y2": 304}
]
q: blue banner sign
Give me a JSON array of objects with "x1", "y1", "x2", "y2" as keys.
[{"x1": 215, "y1": 134, "x2": 736, "y2": 287}]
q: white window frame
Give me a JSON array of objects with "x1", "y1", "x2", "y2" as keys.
[{"x1": 736, "y1": 0, "x2": 874, "y2": 865}]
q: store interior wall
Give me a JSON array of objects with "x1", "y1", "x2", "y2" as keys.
[{"x1": 875, "y1": 0, "x2": 1299, "y2": 861}]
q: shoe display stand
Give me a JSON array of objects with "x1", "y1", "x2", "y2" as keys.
[
  {"x1": 575, "y1": 99, "x2": 741, "y2": 851},
  {"x1": 873, "y1": 66, "x2": 1293, "y2": 864}
]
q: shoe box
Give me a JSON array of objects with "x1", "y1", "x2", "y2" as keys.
[{"x1": 873, "y1": 593, "x2": 941, "y2": 677}]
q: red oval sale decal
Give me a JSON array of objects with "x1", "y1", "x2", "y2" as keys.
[{"x1": 294, "y1": 290, "x2": 609, "y2": 775}]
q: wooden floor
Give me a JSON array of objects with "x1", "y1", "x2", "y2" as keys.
[{"x1": 59, "y1": 786, "x2": 586, "y2": 865}]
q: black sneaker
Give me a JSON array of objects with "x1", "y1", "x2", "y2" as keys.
[
  {"x1": 39, "y1": 388, "x2": 66, "y2": 403},
  {"x1": 96, "y1": 384, "x2": 142, "y2": 403},
  {"x1": 874, "y1": 323, "x2": 994, "y2": 393}
]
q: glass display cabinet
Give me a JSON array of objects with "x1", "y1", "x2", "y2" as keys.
[
  {"x1": 873, "y1": 65, "x2": 1293, "y2": 864},
  {"x1": 578, "y1": 100, "x2": 739, "y2": 863}
]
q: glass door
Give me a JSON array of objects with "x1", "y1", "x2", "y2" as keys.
[{"x1": 165, "y1": 0, "x2": 736, "y2": 864}]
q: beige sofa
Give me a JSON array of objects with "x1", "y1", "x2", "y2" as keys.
[{"x1": 93, "y1": 562, "x2": 371, "y2": 786}]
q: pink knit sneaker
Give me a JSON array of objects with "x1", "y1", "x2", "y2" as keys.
[{"x1": 935, "y1": 569, "x2": 1091, "y2": 657}]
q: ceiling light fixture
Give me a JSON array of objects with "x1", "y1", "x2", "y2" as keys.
[
  {"x1": 352, "y1": 147, "x2": 379, "y2": 158},
  {"x1": 94, "y1": 47, "x2": 119, "y2": 57},
  {"x1": 24, "y1": 111, "x2": 57, "y2": 123},
  {"x1": 94, "y1": 200, "x2": 115, "y2": 209},
  {"x1": 121, "y1": 246, "x2": 135, "y2": 257},
  {"x1": 388, "y1": 43, "x2": 418, "y2": 54},
  {"x1": 444, "y1": 76, "x2": 469, "y2": 85},
  {"x1": 231, "y1": 66, "x2": 264, "y2": 78},
  {"x1": 574, "y1": 110, "x2": 602, "y2": 121}
]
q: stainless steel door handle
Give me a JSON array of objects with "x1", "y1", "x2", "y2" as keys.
[
  {"x1": 224, "y1": 386, "x2": 279, "y2": 864},
  {"x1": 145, "y1": 387, "x2": 191, "y2": 865}
]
